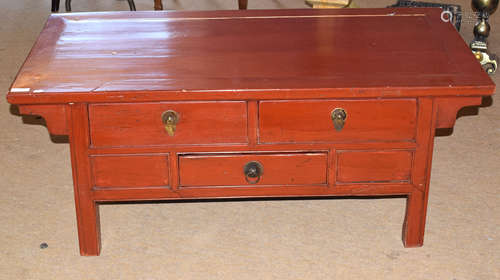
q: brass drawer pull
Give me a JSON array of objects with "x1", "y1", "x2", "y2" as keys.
[
  {"x1": 243, "y1": 161, "x2": 264, "y2": 184},
  {"x1": 161, "y1": 110, "x2": 179, "y2": 136},
  {"x1": 331, "y1": 108, "x2": 347, "y2": 131}
]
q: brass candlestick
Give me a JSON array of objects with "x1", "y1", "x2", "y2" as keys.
[{"x1": 470, "y1": 0, "x2": 499, "y2": 74}]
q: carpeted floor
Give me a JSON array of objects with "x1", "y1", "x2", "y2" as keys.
[{"x1": 0, "y1": 0, "x2": 498, "y2": 279}]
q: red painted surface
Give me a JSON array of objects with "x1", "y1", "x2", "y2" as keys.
[
  {"x1": 179, "y1": 152, "x2": 328, "y2": 187},
  {"x1": 6, "y1": 9, "x2": 494, "y2": 104},
  {"x1": 336, "y1": 150, "x2": 413, "y2": 183},
  {"x1": 259, "y1": 99, "x2": 417, "y2": 143},
  {"x1": 18, "y1": 104, "x2": 68, "y2": 135},
  {"x1": 91, "y1": 154, "x2": 170, "y2": 188},
  {"x1": 6, "y1": 9, "x2": 495, "y2": 255},
  {"x1": 89, "y1": 102, "x2": 248, "y2": 147},
  {"x1": 435, "y1": 97, "x2": 483, "y2": 128}
]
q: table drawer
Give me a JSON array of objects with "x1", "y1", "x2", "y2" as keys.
[
  {"x1": 259, "y1": 99, "x2": 417, "y2": 143},
  {"x1": 178, "y1": 152, "x2": 328, "y2": 187},
  {"x1": 336, "y1": 150, "x2": 413, "y2": 183},
  {"x1": 89, "y1": 102, "x2": 248, "y2": 147},
  {"x1": 91, "y1": 154, "x2": 170, "y2": 188}
]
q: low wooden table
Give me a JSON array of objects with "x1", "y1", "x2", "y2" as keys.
[{"x1": 7, "y1": 8, "x2": 495, "y2": 256}]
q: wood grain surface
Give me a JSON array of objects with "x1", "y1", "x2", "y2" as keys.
[
  {"x1": 89, "y1": 102, "x2": 248, "y2": 147},
  {"x1": 6, "y1": 8, "x2": 494, "y2": 104},
  {"x1": 259, "y1": 99, "x2": 417, "y2": 143}
]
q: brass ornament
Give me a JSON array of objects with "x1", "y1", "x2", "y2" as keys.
[
  {"x1": 472, "y1": 0, "x2": 499, "y2": 14},
  {"x1": 161, "y1": 110, "x2": 179, "y2": 136},
  {"x1": 243, "y1": 161, "x2": 264, "y2": 184},
  {"x1": 470, "y1": 0, "x2": 499, "y2": 74},
  {"x1": 331, "y1": 108, "x2": 347, "y2": 131}
]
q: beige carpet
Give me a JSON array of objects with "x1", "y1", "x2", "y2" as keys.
[{"x1": 0, "y1": 0, "x2": 498, "y2": 279}]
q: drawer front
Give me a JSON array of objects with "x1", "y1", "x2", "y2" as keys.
[
  {"x1": 91, "y1": 154, "x2": 169, "y2": 188},
  {"x1": 89, "y1": 102, "x2": 248, "y2": 147},
  {"x1": 337, "y1": 150, "x2": 413, "y2": 183},
  {"x1": 178, "y1": 153, "x2": 328, "y2": 187},
  {"x1": 259, "y1": 99, "x2": 417, "y2": 143}
]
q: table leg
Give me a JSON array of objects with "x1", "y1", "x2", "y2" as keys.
[
  {"x1": 238, "y1": 0, "x2": 247, "y2": 9},
  {"x1": 74, "y1": 197, "x2": 101, "y2": 256},
  {"x1": 128, "y1": 0, "x2": 137, "y2": 11},
  {"x1": 68, "y1": 103, "x2": 101, "y2": 256},
  {"x1": 51, "y1": 0, "x2": 60, "y2": 12},
  {"x1": 154, "y1": 0, "x2": 163, "y2": 10},
  {"x1": 401, "y1": 97, "x2": 435, "y2": 248},
  {"x1": 402, "y1": 189, "x2": 427, "y2": 247},
  {"x1": 65, "y1": 0, "x2": 71, "y2": 12}
]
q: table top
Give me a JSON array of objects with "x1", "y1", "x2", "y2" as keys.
[{"x1": 7, "y1": 8, "x2": 495, "y2": 104}]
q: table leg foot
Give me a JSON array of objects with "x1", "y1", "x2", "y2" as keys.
[
  {"x1": 238, "y1": 0, "x2": 248, "y2": 9},
  {"x1": 154, "y1": 0, "x2": 163, "y2": 10},
  {"x1": 51, "y1": 0, "x2": 60, "y2": 12},
  {"x1": 75, "y1": 200, "x2": 101, "y2": 256},
  {"x1": 402, "y1": 189, "x2": 427, "y2": 247}
]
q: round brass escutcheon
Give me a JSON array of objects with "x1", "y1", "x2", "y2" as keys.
[
  {"x1": 243, "y1": 161, "x2": 264, "y2": 184},
  {"x1": 331, "y1": 108, "x2": 347, "y2": 131},
  {"x1": 161, "y1": 110, "x2": 179, "y2": 136}
]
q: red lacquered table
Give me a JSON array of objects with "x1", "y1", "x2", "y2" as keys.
[{"x1": 7, "y1": 8, "x2": 495, "y2": 256}]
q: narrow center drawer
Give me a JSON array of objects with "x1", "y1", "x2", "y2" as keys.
[
  {"x1": 178, "y1": 152, "x2": 328, "y2": 187},
  {"x1": 89, "y1": 102, "x2": 248, "y2": 147}
]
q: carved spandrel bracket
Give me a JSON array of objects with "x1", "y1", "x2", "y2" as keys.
[
  {"x1": 17, "y1": 104, "x2": 68, "y2": 135},
  {"x1": 435, "y1": 97, "x2": 483, "y2": 129}
]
